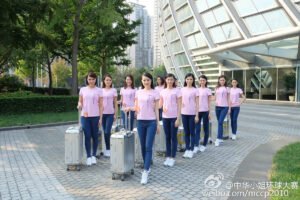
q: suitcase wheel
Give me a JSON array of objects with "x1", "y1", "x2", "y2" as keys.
[
  {"x1": 121, "y1": 175, "x2": 125, "y2": 181},
  {"x1": 67, "y1": 167, "x2": 70, "y2": 171},
  {"x1": 131, "y1": 169, "x2": 134, "y2": 175},
  {"x1": 112, "y1": 174, "x2": 116, "y2": 180}
]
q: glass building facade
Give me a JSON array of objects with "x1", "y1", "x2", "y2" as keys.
[{"x1": 158, "y1": 0, "x2": 300, "y2": 102}]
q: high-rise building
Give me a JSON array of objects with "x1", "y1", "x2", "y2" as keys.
[
  {"x1": 158, "y1": 0, "x2": 300, "y2": 102},
  {"x1": 153, "y1": 0, "x2": 163, "y2": 67},
  {"x1": 127, "y1": 2, "x2": 153, "y2": 68}
]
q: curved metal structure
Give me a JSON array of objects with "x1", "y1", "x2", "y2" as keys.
[{"x1": 158, "y1": 0, "x2": 300, "y2": 102}]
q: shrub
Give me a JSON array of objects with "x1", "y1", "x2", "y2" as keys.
[
  {"x1": 0, "y1": 74, "x2": 24, "y2": 92},
  {"x1": 0, "y1": 96, "x2": 78, "y2": 114}
]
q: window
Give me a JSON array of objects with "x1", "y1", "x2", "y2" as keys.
[
  {"x1": 233, "y1": 0, "x2": 257, "y2": 17},
  {"x1": 170, "y1": 40, "x2": 183, "y2": 53},
  {"x1": 195, "y1": 0, "x2": 208, "y2": 13},
  {"x1": 221, "y1": 23, "x2": 241, "y2": 40},
  {"x1": 176, "y1": 5, "x2": 192, "y2": 21},
  {"x1": 186, "y1": 33, "x2": 207, "y2": 49},
  {"x1": 263, "y1": 9, "x2": 293, "y2": 31},
  {"x1": 244, "y1": 15, "x2": 271, "y2": 35},
  {"x1": 209, "y1": 26, "x2": 226, "y2": 43},
  {"x1": 252, "y1": 0, "x2": 278, "y2": 12},
  {"x1": 175, "y1": 53, "x2": 189, "y2": 66},
  {"x1": 213, "y1": 6, "x2": 230, "y2": 24},
  {"x1": 181, "y1": 18, "x2": 199, "y2": 35},
  {"x1": 202, "y1": 11, "x2": 217, "y2": 27},
  {"x1": 167, "y1": 28, "x2": 178, "y2": 42},
  {"x1": 174, "y1": 0, "x2": 186, "y2": 9}
]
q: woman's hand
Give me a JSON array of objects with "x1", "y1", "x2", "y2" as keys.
[
  {"x1": 195, "y1": 116, "x2": 199, "y2": 123},
  {"x1": 114, "y1": 114, "x2": 117, "y2": 121},
  {"x1": 77, "y1": 102, "x2": 82, "y2": 110},
  {"x1": 175, "y1": 119, "x2": 179, "y2": 127},
  {"x1": 98, "y1": 118, "x2": 102, "y2": 126}
]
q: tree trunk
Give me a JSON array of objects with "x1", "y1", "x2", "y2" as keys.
[
  {"x1": 31, "y1": 64, "x2": 35, "y2": 91},
  {"x1": 47, "y1": 55, "x2": 53, "y2": 95},
  {"x1": 71, "y1": 0, "x2": 85, "y2": 95}
]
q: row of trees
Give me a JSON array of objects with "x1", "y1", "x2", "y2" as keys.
[{"x1": 0, "y1": 0, "x2": 140, "y2": 95}]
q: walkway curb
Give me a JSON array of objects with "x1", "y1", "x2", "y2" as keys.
[
  {"x1": 228, "y1": 136, "x2": 300, "y2": 200},
  {"x1": 0, "y1": 121, "x2": 77, "y2": 132}
]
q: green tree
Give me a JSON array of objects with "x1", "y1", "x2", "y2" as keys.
[{"x1": 52, "y1": 59, "x2": 71, "y2": 88}]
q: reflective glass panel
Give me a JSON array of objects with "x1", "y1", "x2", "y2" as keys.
[
  {"x1": 202, "y1": 11, "x2": 217, "y2": 27},
  {"x1": 263, "y1": 9, "x2": 293, "y2": 31},
  {"x1": 244, "y1": 15, "x2": 271, "y2": 35}
]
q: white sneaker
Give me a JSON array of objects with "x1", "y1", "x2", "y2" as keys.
[
  {"x1": 168, "y1": 158, "x2": 175, "y2": 167},
  {"x1": 164, "y1": 158, "x2": 170, "y2": 166},
  {"x1": 104, "y1": 150, "x2": 111, "y2": 157},
  {"x1": 91, "y1": 156, "x2": 97, "y2": 165},
  {"x1": 141, "y1": 170, "x2": 149, "y2": 185},
  {"x1": 232, "y1": 134, "x2": 237, "y2": 140},
  {"x1": 182, "y1": 150, "x2": 189, "y2": 158},
  {"x1": 86, "y1": 157, "x2": 92, "y2": 166},
  {"x1": 193, "y1": 146, "x2": 199, "y2": 154},
  {"x1": 188, "y1": 150, "x2": 194, "y2": 158},
  {"x1": 215, "y1": 139, "x2": 220, "y2": 147},
  {"x1": 219, "y1": 139, "x2": 224, "y2": 143},
  {"x1": 199, "y1": 145, "x2": 206, "y2": 152}
]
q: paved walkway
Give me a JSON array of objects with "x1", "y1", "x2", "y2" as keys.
[{"x1": 0, "y1": 103, "x2": 300, "y2": 200}]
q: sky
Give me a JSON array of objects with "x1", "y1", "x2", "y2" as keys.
[{"x1": 127, "y1": 0, "x2": 154, "y2": 16}]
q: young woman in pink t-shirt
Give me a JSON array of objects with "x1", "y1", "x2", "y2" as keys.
[
  {"x1": 181, "y1": 73, "x2": 199, "y2": 159},
  {"x1": 230, "y1": 79, "x2": 246, "y2": 140},
  {"x1": 78, "y1": 72, "x2": 103, "y2": 166},
  {"x1": 101, "y1": 74, "x2": 118, "y2": 157},
  {"x1": 120, "y1": 75, "x2": 136, "y2": 131},
  {"x1": 214, "y1": 75, "x2": 230, "y2": 147},
  {"x1": 155, "y1": 76, "x2": 165, "y2": 121},
  {"x1": 133, "y1": 72, "x2": 160, "y2": 185},
  {"x1": 194, "y1": 75, "x2": 212, "y2": 153},
  {"x1": 159, "y1": 73, "x2": 182, "y2": 167}
]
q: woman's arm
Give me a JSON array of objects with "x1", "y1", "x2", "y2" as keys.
[
  {"x1": 155, "y1": 99, "x2": 160, "y2": 133},
  {"x1": 114, "y1": 96, "x2": 118, "y2": 121},
  {"x1": 175, "y1": 97, "x2": 182, "y2": 127},
  {"x1": 77, "y1": 95, "x2": 83, "y2": 109},
  {"x1": 99, "y1": 97, "x2": 103, "y2": 124},
  {"x1": 240, "y1": 93, "x2": 246, "y2": 104}
]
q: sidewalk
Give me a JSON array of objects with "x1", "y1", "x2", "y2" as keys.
[{"x1": 0, "y1": 103, "x2": 300, "y2": 200}]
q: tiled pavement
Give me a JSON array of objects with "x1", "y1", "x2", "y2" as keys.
[{"x1": 0, "y1": 103, "x2": 300, "y2": 200}]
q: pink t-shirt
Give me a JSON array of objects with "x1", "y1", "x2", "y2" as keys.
[
  {"x1": 155, "y1": 86, "x2": 164, "y2": 94},
  {"x1": 102, "y1": 88, "x2": 118, "y2": 114},
  {"x1": 135, "y1": 89, "x2": 160, "y2": 120},
  {"x1": 120, "y1": 87, "x2": 136, "y2": 108},
  {"x1": 160, "y1": 88, "x2": 182, "y2": 118},
  {"x1": 215, "y1": 86, "x2": 230, "y2": 107},
  {"x1": 198, "y1": 87, "x2": 212, "y2": 112},
  {"x1": 230, "y1": 87, "x2": 243, "y2": 107},
  {"x1": 79, "y1": 87, "x2": 103, "y2": 117},
  {"x1": 181, "y1": 87, "x2": 199, "y2": 115}
]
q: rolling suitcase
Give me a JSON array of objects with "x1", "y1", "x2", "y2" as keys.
[
  {"x1": 223, "y1": 117, "x2": 229, "y2": 140},
  {"x1": 177, "y1": 126, "x2": 185, "y2": 152},
  {"x1": 110, "y1": 112, "x2": 135, "y2": 181},
  {"x1": 133, "y1": 128, "x2": 143, "y2": 167},
  {"x1": 155, "y1": 121, "x2": 166, "y2": 156},
  {"x1": 65, "y1": 110, "x2": 84, "y2": 171}
]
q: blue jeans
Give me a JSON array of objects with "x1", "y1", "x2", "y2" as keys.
[
  {"x1": 230, "y1": 107, "x2": 240, "y2": 135},
  {"x1": 181, "y1": 114, "x2": 195, "y2": 151},
  {"x1": 195, "y1": 111, "x2": 209, "y2": 146},
  {"x1": 137, "y1": 120, "x2": 157, "y2": 171},
  {"x1": 215, "y1": 106, "x2": 229, "y2": 139},
  {"x1": 102, "y1": 114, "x2": 114, "y2": 150},
  {"x1": 162, "y1": 118, "x2": 178, "y2": 158},
  {"x1": 81, "y1": 116, "x2": 100, "y2": 157},
  {"x1": 121, "y1": 110, "x2": 135, "y2": 131}
]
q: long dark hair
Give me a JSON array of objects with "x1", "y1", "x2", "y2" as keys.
[
  {"x1": 102, "y1": 74, "x2": 113, "y2": 88},
  {"x1": 123, "y1": 75, "x2": 134, "y2": 89},
  {"x1": 164, "y1": 73, "x2": 176, "y2": 88},
  {"x1": 156, "y1": 76, "x2": 165, "y2": 87},
  {"x1": 85, "y1": 71, "x2": 98, "y2": 85},
  {"x1": 184, "y1": 73, "x2": 196, "y2": 88},
  {"x1": 231, "y1": 78, "x2": 240, "y2": 88},
  {"x1": 141, "y1": 72, "x2": 154, "y2": 89},
  {"x1": 216, "y1": 75, "x2": 227, "y2": 88},
  {"x1": 199, "y1": 74, "x2": 208, "y2": 87}
]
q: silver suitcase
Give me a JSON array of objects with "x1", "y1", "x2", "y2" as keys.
[
  {"x1": 65, "y1": 111, "x2": 84, "y2": 171},
  {"x1": 110, "y1": 113, "x2": 135, "y2": 181},
  {"x1": 133, "y1": 128, "x2": 143, "y2": 167},
  {"x1": 155, "y1": 121, "x2": 165, "y2": 156},
  {"x1": 177, "y1": 126, "x2": 185, "y2": 152}
]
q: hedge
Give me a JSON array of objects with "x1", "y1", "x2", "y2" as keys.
[
  {"x1": 23, "y1": 86, "x2": 71, "y2": 95},
  {"x1": 0, "y1": 96, "x2": 78, "y2": 114}
]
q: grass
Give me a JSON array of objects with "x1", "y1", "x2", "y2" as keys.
[
  {"x1": 270, "y1": 142, "x2": 300, "y2": 200},
  {"x1": 0, "y1": 111, "x2": 78, "y2": 127}
]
